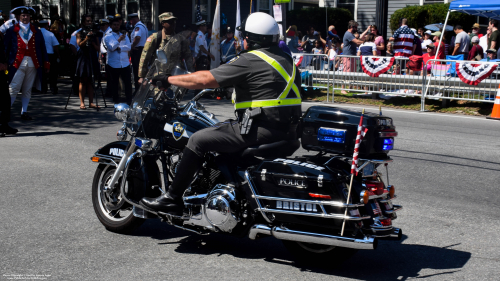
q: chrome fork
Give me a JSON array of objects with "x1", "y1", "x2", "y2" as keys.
[{"x1": 104, "y1": 140, "x2": 137, "y2": 195}]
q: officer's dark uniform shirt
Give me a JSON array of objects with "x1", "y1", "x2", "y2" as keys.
[{"x1": 210, "y1": 46, "x2": 302, "y2": 125}]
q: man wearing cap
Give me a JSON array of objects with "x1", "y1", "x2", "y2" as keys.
[
  {"x1": 481, "y1": 49, "x2": 500, "y2": 62},
  {"x1": 39, "y1": 19, "x2": 60, "y2": 94},
  {"x1": 488, "y1": 19, "x2": 500, "y2": 59},
  {"x1": 468, "y1": 36, "x2": 484, "y2": 61},
  {"x1": 4, "y1": 7, "x2": 49, "y2": 120},
  {"x1": 195, "y1": 19, "x2": 214, "y2": 71},
  {"x1": 470, "y1": 23, "x2": 480, "y2": 45},
  {"x1": 138, "y1": 12, "x2": 194, "y2": 84},
  {"x1": 129, "y1": 13, "x2": 148, "y2": 92},
  {"x1": 421, "y1": 43, "x2": 437, "y2": 75},
  {"x1": 0, "y1": 6, "x2": 24, "y2": 34},
  {"x1": 220, "y1": 26, "x2": 238, "y2": 64},
  {"x1": 431, "y1": 31, "x2": 446, "y2": 61}
]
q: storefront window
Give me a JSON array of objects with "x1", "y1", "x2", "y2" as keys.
[{"x1": 192, "y1": 0, "x2": 211, "y2": 24}]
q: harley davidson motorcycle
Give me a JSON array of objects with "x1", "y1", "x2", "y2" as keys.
[{"x1": 90, "y1": 51, "x2": 403, "y2": 262}]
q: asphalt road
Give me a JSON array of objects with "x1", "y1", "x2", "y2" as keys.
[{"x1": 1, "y1": 85, "x2": 500, "y2": 281}]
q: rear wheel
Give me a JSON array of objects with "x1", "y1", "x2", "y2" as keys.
[
  {"x1": 92, "y1": 164, "x2": 145, "y2": 234},
  {"x1": 282, "y1": 240, "x2": 358, "y2": 264}
]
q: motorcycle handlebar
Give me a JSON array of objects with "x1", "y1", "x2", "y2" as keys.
[{"x1": 192, "y1": 89, "x2": 215, "y2": 102}]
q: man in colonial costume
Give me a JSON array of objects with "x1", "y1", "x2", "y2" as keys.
[{"x1": 3, "y1": 7, "x2": 49, "y2": 120}]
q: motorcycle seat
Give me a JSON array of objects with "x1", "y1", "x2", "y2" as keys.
[{"x1": 239, "y1": 139, "x2": 300, "y2": 159}]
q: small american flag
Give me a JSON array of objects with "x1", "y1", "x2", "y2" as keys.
[
  {"x1": 196, "y1": 0, "x2": 203, "y2": 24},
  {"x1": 351, "y1": 109, "x2": 368, "y2": 175}
]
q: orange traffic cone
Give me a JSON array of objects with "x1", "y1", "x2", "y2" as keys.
[{"x1": 487, "y1": 85, "x2": 500, "y2": 120}]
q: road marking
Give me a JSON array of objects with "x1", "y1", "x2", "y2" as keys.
[{"x1": 303, "y1": 102, "x2": 500, "y2": 122}]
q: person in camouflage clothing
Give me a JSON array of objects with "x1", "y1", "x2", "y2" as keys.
[{"x1": 138, "y1": 12, "x2": 194, "y2": 83}]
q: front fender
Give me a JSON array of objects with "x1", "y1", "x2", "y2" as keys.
[{"x1": 91, "y1": 141, "x2": 130, "y2": 165}]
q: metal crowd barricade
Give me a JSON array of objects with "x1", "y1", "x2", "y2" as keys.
[
  {"x1": 421, "y1": 59, "x2": 500, "y2": 110},
  {"x1": 331, "y1": 55, "x2": 424, "y2": 100},
  {"x1": 292, "y1": 53, "x2": 332, "y2": 101}
]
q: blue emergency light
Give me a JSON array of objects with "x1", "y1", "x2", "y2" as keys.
[
  {"x1": 317, "y1": 128, "x2": 346, "y2": 144},
  {"x1": 382, "y1": 138, "x2": 394, "y2": 150}
]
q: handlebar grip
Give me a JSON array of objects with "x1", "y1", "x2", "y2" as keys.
[{"x1": 156, "y1": 81, "x2": 163, "y2": 88}]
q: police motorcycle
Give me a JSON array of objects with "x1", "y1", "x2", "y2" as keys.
[{"x1": 90, "y1": 50, "x2": 403, "y2": 262}]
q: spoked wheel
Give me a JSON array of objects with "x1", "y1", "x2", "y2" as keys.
[
  {"x1": 282, "y1": 240, "x2": 358, "y2": 264},
  {"x1": 92, "y1": 164, "x2": 145, "y2": 233}
]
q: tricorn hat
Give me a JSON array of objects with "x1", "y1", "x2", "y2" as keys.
[{"x1": 11, "y1": 6, "x2": 34, "y2": 16}]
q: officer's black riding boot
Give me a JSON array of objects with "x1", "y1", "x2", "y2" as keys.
[{"x1": 140, "y1": 148, "x2": 203, "y2": 215}]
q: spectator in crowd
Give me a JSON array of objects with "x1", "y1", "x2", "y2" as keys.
[
  {"x1": 481, "y1": 48, "x2": 499, "y2": 62},
  {"x1": 147, "y1": 22, "x2": 156, "y2": 37},
  {"x1": 327, "y1": 25, "x2": 341, "y2": 53},
  {"x1": 452, "y1": 25, "x2": 470, "y2": 56},
  {"x1": 389, "y1": 18, "x2": 418, "y2": 73},
  {"x1": 421, "y1": 30, "x2": 433, "y2": 54},
  {"x1": 278, "y1": 35, "x2": 292, "y2": 57},
  {"x1": 468, "y1": 36, "x2": 484, "y2": 61},
  {"x1": 326, "y1": 42, "x2": 338, "y2": 71},
  {"x1": 431, "y1": 31, "x2": 446, "y2": 61},
  {"x1": 75, "y1": 14, "x2": 100, "y2": 109},
  {"x1": 341, "y1": 20, "x2": 364, "y2": 93},
  {"x1": 297, "y1": 31, "x2": 303, "y2": 45},
  {"x1": 39, "y1": 19, "x2": 60, "y2": 95},
  {"x1": 386, "y1": 42, "x2": 395, "y2": 57},
  {"x1": 488, "y1": 19, "x2": 499, "y2": 58},
  {"x1": 470, "y1": 23, "x2": 480, "y2": 45},
  {"x1": 301, "y1": 26, "x2": 317, "y2": 54},
  {"x1": 422, "y1": 43, "x2": 436, "y2": 76},
  {"x1": 370, "y1": 25, "x2": 385, "y2": 55},
  {"x1": 417, "y1": 28, "x2": 424, "y2": 38},
  {"x1": 286, "y1": 25, "x2": 299, "y2": 53},
  {"x1": 358, "y1": 33, "x2": 377, "y2": 56},
  {"x1": 480, "y1": 27, "x2": 490, "y2": 58},
  {"x1": 104, "y1": 18, "x2": 132, "y2": 105},
  {"x1": 311, "y1": 40, "x2": 324, "y2": 69}
]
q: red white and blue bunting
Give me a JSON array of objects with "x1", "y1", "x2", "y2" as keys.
[
  {"x1": 456, "y1": 62, "x2": 498, "y2": 86},
  {"x1": 360, "y1": 56, "x2": 395, "y2": 77}
]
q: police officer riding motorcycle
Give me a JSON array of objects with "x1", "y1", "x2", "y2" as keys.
[
  {"x1": 139, "y1": 12, "x2": 302, "y2": 215},
  {"x1": 91, "y1": 12, "x2": 403, "y2": 263}
]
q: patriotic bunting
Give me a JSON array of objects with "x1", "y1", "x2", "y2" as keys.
[
  {"x1": 360, "y1": 56, "x2": 395, "y2": 77},
  {"x1": 456, "y1": 62, "x2": 498, "y2": 86}
]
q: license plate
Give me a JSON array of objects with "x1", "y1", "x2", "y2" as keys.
[{"x1": 362, "y1": 163, "x2": 375, "y2": 177}]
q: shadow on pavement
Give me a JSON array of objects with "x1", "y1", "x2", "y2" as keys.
[
  {"x1": 132, "y1": 220, "x2": 471, "y2": 280},
  {"x1": 9, "y1": 83, "x2": 118, "y2": 133}
]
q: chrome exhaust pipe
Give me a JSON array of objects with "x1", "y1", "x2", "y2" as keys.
[
  {"x1": 389, "y1": 227, "x2": 402, "y2": 240},
  {"x1": 248, "y1": 224, "x2": 377, "y2": 250}
]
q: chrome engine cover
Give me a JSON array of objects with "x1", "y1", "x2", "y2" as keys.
[
  {"x1": 204, "y1": 184, "x2": 239, "y2": 232},
  {"x1": 183, "y1": 184, "x2": 240, "y2": 233}
]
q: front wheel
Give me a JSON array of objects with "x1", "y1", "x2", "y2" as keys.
[
  {"x1": 92, "y1": 164, "x2": 145, "y2": 234},
  {"x1": 282, "y1": 240, "x2": 358, "y2": 264}
]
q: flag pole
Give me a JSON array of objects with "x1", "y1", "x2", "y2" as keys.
[
  {"x1": 250, "y1": 0, "x2": 253, "y2": 14},
  {"x1": 341, "y1": 108, "x2": 366, "y2": 236}
]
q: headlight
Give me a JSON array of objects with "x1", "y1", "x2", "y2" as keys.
[{"x1": 114, "y1": 103, "x2": 130, "y2": 121}]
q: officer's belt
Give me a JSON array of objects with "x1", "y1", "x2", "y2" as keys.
[
  {"x1": 253, "y1": 119, "x2": 292, "y2": 132},
  {"x1": 234, "y1": 50, "x2": 301, "y2": 110}
]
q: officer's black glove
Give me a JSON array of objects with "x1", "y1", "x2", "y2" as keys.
[{"x1": 152, "y1": 74, "x2": 171, "y2": 89}]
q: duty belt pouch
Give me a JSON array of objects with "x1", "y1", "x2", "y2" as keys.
[{"x1": 240, "y1": 108, "x2": 262, "y2": 135}]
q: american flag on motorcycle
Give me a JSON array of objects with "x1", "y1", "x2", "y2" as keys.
[{"x1": 351, "y1": 109, "x2": 369, "y2": 175}]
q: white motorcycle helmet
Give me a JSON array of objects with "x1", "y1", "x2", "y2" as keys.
[{"x1": 237, "y1": 12, "x2": 280, "y2": 49}]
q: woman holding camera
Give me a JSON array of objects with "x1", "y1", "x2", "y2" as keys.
[{"x1": 75, "y1": 15, "x2": 100, "y2": 109}]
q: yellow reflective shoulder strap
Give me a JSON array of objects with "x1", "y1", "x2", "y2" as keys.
[{"x1": 247, "y1": 50, "x2": 300, "y2": 99}]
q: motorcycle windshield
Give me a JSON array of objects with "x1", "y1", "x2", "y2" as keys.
[{"x1": 130, "y1": 62, "x2": 190, "y2": 111}]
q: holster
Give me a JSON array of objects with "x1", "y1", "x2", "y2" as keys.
[{"x1": 240, "y1": 108, "x2": 262, "y2": 135}]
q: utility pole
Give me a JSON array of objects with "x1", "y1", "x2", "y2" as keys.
[{"x1": 375, "y1": 0, "x2": 389, "y2": 53}]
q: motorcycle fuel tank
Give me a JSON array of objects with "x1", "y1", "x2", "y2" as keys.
[{"x1": 163, "y1": 116, "x2": 210, "y2": 149}]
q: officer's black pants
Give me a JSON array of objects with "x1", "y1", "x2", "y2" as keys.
[
  {"x1": 108, "y1": 65, "x2": 133, "y2": 104},
  {"x1": 186, "y1": 120, "x2": 289, "y2": 158},
  {"x1": 0, "y1": 72, "x2": 10, "y2": 125},
  {"x1": 131, "y1": 47, "x2": 143, "y2": 92}
]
